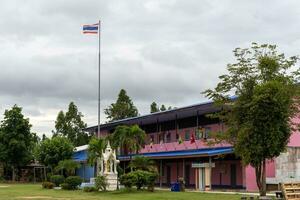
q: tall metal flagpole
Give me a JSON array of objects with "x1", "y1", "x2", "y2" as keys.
[{"x1": 98, "y1": 20, "x2": 101, "y2": 136}]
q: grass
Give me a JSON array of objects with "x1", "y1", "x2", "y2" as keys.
[{"x1": 0, "y1": 183, "x2": 242, "y2": 200}]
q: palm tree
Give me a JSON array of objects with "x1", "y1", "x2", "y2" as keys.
[
  {"x1": 129, "y1": 156, "x2": 157, "y2": 172},
  {"x1": 87, "y1": 137, "x2": 107, "y2": 174},
  {"x1": 110, "y1": 125, "x2": 146, "y2": 155},
  {"x1": 55, "y1": 159, "x2": 80, "y2": 176}
]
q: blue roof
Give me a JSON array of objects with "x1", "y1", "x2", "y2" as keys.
[
  {"x1": 117, "y1": 147, "x2": 234, "y2": 160},
  {"x1": 73, "y1": 147, "x2": 234, "y2": 162}
]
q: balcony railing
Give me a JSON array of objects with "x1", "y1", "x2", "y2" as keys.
[{"x1": 138, "y1": 139, "x2": 231, "y2": 154}]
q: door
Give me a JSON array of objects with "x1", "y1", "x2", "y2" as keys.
[
  {"x1": 185, "y1": 165, "x2": 190, "y2": 186},
  {"x1": 198, "y1": 168, "x2": 206, "y2": 191},
  {"x1": 230, "y1": 164, "x2": 237, "y2": 188},
  {"x1": 166, "y1": 165, "x2": 171, "y2": 186}
]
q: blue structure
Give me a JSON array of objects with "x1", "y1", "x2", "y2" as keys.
[{"x1": 73, "y1": 145, "x2": 95, "y2": 182}]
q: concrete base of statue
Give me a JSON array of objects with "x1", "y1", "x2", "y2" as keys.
[{"x1": 105, "y1": 173, "x2": 118, "y2": 191}]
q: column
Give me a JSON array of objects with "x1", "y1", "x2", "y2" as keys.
[{"x1": 160, "y1": 160, "x2": 162, "y2": 188}]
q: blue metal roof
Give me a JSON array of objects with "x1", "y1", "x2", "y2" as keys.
[
  {"x1": 73, "y1": 146, "x2": 234, "y2": 162},
  {"x1": 117, "y1": 147, "x2": 234, "y2": 160}
]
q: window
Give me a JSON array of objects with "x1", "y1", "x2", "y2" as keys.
[
  {"x1": 184, "y1": 130, "x2": 190, "y2": 141},
  {"x1": 204, "y1": 127, "x2": 211, "y2": 139},
  {"x1": 159, "y1": 132, "x2": 165, "y2": 143},
  {"x1": 195, "y1": 128, "x2": 203, "y2": 140},
  {"x1": 165, "y1": 132, "x2": 171, "y2": 143},
  {"x1": 149, "y1": 135, "x2": 154, "y2": 144}
]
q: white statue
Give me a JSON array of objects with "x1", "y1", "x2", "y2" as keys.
[{"x1": 99, "y1": 141, "x2": 120, "y2": 190}]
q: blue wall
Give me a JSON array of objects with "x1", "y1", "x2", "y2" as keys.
[
  {"x1": 76, "y1": 163, "x2": 95, "y2": 182},
  {"x1": 73, "y1": 149, "x2": 95, "y2": 182}
]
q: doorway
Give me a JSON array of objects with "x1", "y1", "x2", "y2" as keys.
[
  {"x1": 230, "y1": 164, "x2": 237, "y2": 188},
  {"x1": 166, "y1": 165, "x2": 171, "y2": 186}
]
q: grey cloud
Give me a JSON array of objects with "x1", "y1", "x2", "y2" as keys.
[{"x1": 0, "y1": 0, "x2": 299, "y2": 136}]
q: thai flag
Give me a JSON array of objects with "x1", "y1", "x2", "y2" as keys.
[{"x1": 83, "y1": 23, "x2": 99, "y2": 34}]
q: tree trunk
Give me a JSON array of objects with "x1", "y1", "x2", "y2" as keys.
[
  {"x1": 255, "y1": 160, "x2": 267, "y2": 196},
  {"x1": 12, "y1": 166, "x2": 16, "y2": 182},
  {"x1": 261, "y1": 160, "x2": 267, "y2": 196}
]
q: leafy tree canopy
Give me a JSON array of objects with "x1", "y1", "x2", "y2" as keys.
[
  {"x1": 204, "y1": 43, "x2": 300, "y2": 196},
  {"x1": 87, "y1": 137, "x2": 107, "y2": 166},
  {"x1": 0, "y1": 105, "x2": 38, "y2": 181},
  {"x1": 109, "y1": 125, "x2": 146, "y2": 155},
  {"x1": 160, "y1": 105, "x2": 166, "y2": 111},
  {"x1": 55, "y1": 159, "x2": 79, "y2": 176},
  {"x1": 34, "y1": 136, "x2": 74, "y2": 169},
  {"x1": 150, "y1": 102, "x2": 173, "y2": 113},
  {"x1": 150, "y1": 102, "x2": 159, "y2": 113},
  {"x1": 129, "y1": 156, "x2": 157, "y2": 172},
  {"x1": 104, "y1": 89, "x2": 138, "y2": 121},
  {"x1": 54, "y1": 102, "x2": 90, "y2": 146}
]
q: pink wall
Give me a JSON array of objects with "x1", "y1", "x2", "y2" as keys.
[
  {"x1": 288, "y1": 131, "x2": 300, "y2": 147},
  {"x1": 159, "y1": 161, "x2": 196, "y2": 185},
  {"x1": 266, "y1": 160, "x2": 275, "y2": 178},
  {"x1": 140, "y1": 124, "x2": 231, "y2": 154},
  {"x1": 211, "y1": 160, "x2": 243, "y2": 187},
  {"x1": 245, "y1": 165, "x2": 257, "y2": 191},
  {"x1": 245, "y1": 160, "x2": 275, "y2": 191}
]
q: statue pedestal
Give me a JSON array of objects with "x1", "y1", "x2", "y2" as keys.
[{"x1": 105, "y1": 173, "x2": 118, "y2": 191}]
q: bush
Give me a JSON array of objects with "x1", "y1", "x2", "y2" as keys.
[
  {"x1": 46, "y1": 172, "x2": 53, "y2": 181},
  {"x1": 83, "y1": 186, "x2": 97, "y2": 192},
  {"x1": 50, "y1": 175, "x2": 65, "y2": 187},
  {"x1": 95, "y1": 175, "x2": 109, "y2": 191},
  {"x1": 65, "y1": 176, "x2": 82, "y2": 190},
  {"x1": 146, "y1": 172, "x2": 158, "y2": 192},
  {"x1": 120, "y1": 170, "x2": 158, "y2": 190},
  {"x1": 120, "y1": 173, "x2": 135, "y2": 189},
  {"x1": 61, "y1": 183, "x2": 72, "y2": 190},
  {"x1": 42, "y1": 181, "x2": 55, "y2": 189}
]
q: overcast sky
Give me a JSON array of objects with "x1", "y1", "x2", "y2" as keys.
[{"x1": 0, "y1": 0, "x2": 299, "y2": 137}]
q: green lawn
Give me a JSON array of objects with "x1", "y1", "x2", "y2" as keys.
[{"x1": 0, "y1": 184, "x2": 242, "y2": 200}]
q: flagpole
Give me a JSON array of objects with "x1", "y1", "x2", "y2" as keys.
[{"x1": 98, "y1": 20, "x2": 101, "y2": 136}]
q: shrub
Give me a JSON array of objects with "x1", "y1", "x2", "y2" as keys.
[
  {"x1": 133, "y1": 170, "x2": 148, "y2": 190},
  {"x1": 42, "y1": 181, "x2": 55, "y2": 189},
  {"x1": 146, "y1": 172, "x2": 158, "y2": 192},
  {"x1": 83, "y1": 186, "x2": 97, "y2": 192},
  {"x1": 120, "y1": 170, "x2": 158, "y2": 190},
  {"x1": 46, "y1": 172, "x2": 53, "y2": 181},
  {"x1": 95, "y1": 175, "x2": 109, "y2": 191},
  {"x1": 50, "y1": 175, "x2": 65, "y2": 187},
  {"x1": 120, "y1": 173, "x2": 135, "y2": 189},
  {"x1": 61, "y1": 183, "x2": 72, "y2": 190},
  {"x1": 65, "y1": 176, "x2": 82, "y2": 190}
]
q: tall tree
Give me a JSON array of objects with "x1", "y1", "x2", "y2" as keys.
[
  {"x1": 110, "y1": 125, "x2": 146, "y2": 156},
  {"x1": 87, "y1": 137, "x2": 107, "y2": 174},
  {"x1": 150, "y1": 102, "x2": 159, "y2": 113},
  {"x1": 104, "y1": 89, "x2": 138, "y2": 121},
  {"x1": 0, "y1": 105, "x2": 38, "y2": 181},
  {"x1": 54, "y1": 102, "x2": 90, "y2": 146},
  {"x1": 160, "y1": 105, "x2": 166, "y2": 111},
  {"x1": 204, "y1": 43, "x2": 300, "y2": 196},
  {"x1": 34, "y1": 136, "x2": 74, "y2": 170}
]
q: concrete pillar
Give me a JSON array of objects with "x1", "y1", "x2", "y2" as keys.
[{"x1": 160, "y1": 160, "x2": 162, "y2": 188}]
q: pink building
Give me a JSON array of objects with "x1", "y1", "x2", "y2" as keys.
[{"x1": 86, "y1": 100, "x2": 299, "y2": 191}]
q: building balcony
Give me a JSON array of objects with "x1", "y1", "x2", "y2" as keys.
[{"x1": 139, "y1": 139, "x2": 231, "y2": 154}]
